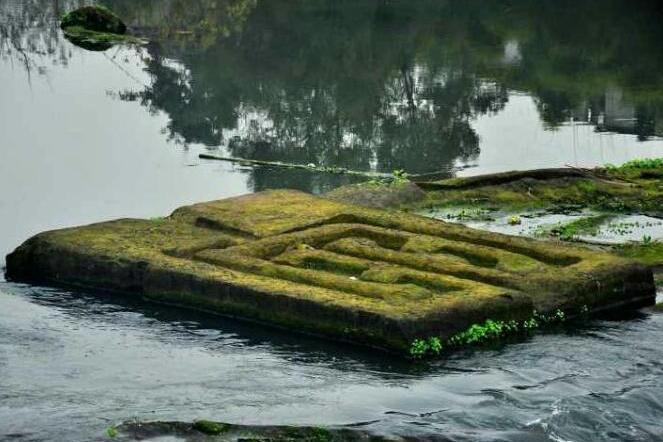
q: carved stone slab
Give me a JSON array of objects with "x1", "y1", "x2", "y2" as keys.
[{"x1": 6, "y1": 190, "x2": 655, "y2": 353}]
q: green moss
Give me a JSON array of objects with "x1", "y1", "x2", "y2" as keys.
[
  {"x1": 62, "y1": 26, "x2": 144, "y2": 51},
  {"x1": 6, "y1": 189, "x2": 655, "y2": 356},
  {"x1": 410, "y1": 309, "x2": 568, "y2": 358},
  {"x1": 281, "y1": 427, "x2": 334, "y2": 441},
  {"x1": 605, "y1": 158, "x2": 663, "y2": 171},
  {"x1": 546, "y1": 215, "x2": 612, "y2": 241},
  {"x1": 192, "y1": 420, "x2": 229, "y2": 435},
  {"x1": 616, "y1": 241, "x2": 663, "y2": 267},
  {"x1": 61, "y1": 6, "x2": 126, "y2": 34},
  {"x1": 412, "y1": 162, "x2": 663, "y2": 216}
]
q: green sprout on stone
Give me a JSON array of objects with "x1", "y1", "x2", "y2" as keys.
[
  {"x1": 409, "y1": 336, "x2": 443, "y2": 358},
  {"x1": 410, "y1": 309, "x2": 573, "y2": 358}
]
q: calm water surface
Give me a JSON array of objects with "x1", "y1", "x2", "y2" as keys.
[{"x1": 1, "y1": 1, "x2": 663, "y2": 440}]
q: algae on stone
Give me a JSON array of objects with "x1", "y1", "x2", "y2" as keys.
[
  {"x1": 61, "y1": 6, "x2": 126, "y2": 34},
  {"x1": 5, "y1": 190, "x2": 656, "y2": 355},
  {"x1": 60, "y1": 6, "x2": 144, "y2": 51},
  {"x1": 411, "y1": 163, "x2": 663, "y2": 216},
  {"x1": 113, "y1": 420, "x2": 400, "y2": 441},
  {"x1": 617, "y1": 241, "x2": 663, "y2": 268}
]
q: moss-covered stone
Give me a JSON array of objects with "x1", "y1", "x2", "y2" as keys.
[
  {"x1": 325, "y1": 181, "x2": 425, "y2": 209},
  {"x1": 411, "y1": 164, "x2": 663, "y2": 215},
  {"x1": 62, "y1": 26, "x2": 144, "y2": 51},
  {"x1": 113, "y1": 420, "x2": 393, "y2": 441},
  {"x1": 60, "y1": 6, "x2": 145, "y2": 51},
  {"x1": 5, "y1": 190, "x2": 655, "y2": 355},
  {"x1": 193, "y1": 420, "x2": 229, "y2": 435},
  {"x1": 61, "y1": 6, "x2": 126, "y2": 34},
  {"x1": 616, "y1": 242, "x2": 663, "y2": 268}
]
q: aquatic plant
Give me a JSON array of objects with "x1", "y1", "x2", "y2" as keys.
[
  {"x1": 410, "y1": 309, "x2": 568, "y2": 358},
  {"x1": 105, "y1": 426, "x2": 118, "y2": 439},
  {"x1": 508, "y1": 215, "x2": 522, "y2": 225},
  {"x1": 409, "y1": 337, "x2": 443, "y2": 357},
  {"x1": 548, "y1": 215, "x2": 611, "y2": 241}
]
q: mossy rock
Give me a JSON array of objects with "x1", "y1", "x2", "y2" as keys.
[
  {"x1": 5, "y1": 190, "x2": 656, "y2": 356},
  {"x1": 62, "y1": 26, "x2": 144, "y2": 51},
  {"x1": 411, "y1": 163, "x2": 663, "y2": 215},
  {"x1": 61, "y1": 6, "x2": 126, "y2": 34},
  {"x1": 114, "y1": 420, "x2": 396, "y2": 441},
  {"x1": 60, "y1": 6, "x2": 142, "y2": 51},
  {"x1": 616, "y1": 242, "x2": 663, "y2": 268},
  {"x1": 193, "y1": 420, "x2": 229, "y2": 435},
  {"x1": 325, "y1": 181, "x2": 425, "y2": 209}
]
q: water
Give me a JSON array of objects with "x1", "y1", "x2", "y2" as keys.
[{"x1": 1, "y1": 1, "x2": 663, "y2": 440}]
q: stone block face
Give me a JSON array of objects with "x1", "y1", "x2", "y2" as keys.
[{"x1": 6, "y1": 190, "x2": 656, "y2": 354}]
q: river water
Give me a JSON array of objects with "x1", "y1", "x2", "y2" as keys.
[{"x1": 1, "y1": 1, "x2": 663, "y2": 440}]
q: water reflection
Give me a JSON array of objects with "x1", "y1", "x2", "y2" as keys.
[
  {"x1": 105, "y1": 0, "x2": 663, "y2": 178},
  {"x1": 3, "y1": 0, "x2": 663, "y2": 190}
]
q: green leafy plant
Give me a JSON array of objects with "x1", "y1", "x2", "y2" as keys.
[
  {"x1": 411, "y1": 309, "x2": 570, "y2": 358},
  {"x1": 106, "y1": 426, "x2": 118, "y2": 439},
  {"x1": 409, "y1": 336, "x2": 443, "y2": 358},
  {"x1": 391, "y1": 169, "x2": 410, "y2": 185},
  {"x1": 606, "y1": 158, "x2": 663, "y2": 170}
]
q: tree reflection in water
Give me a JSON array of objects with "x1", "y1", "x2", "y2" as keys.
[{"x1": 3, "y1": 0, "x2": 663, "y2": 191}]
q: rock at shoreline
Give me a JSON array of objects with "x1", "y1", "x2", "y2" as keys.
[{"x1": 5, "y1": 190, "x2": 655, "y2": 356}]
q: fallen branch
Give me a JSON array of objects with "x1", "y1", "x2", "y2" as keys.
[{"x1": 199, "y1": 154, "x2": 392, "y2": 178}]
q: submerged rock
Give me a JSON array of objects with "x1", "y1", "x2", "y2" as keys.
[
  {"x1": 112, "y1": 420, "x2": 440, "y2": 441},
  {"x1": 5, "y1": 190, "x2": 655, "y2": 356}
]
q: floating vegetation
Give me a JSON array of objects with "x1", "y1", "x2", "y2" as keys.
[
  {"x1": 545, "y1": 215, "x2": 612, "y2": 241},
  {"x1": 508, "y1": 215, "x2": 522, "y2": 226}
]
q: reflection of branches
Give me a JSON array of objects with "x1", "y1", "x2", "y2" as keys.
[
  {"x1": 102, "y1": 50, "x2": 148, "y2": 87},
  {"x1": 0, "y1": 0, "x2": 83, "y2": 82},
  {"x1": 7, "y1": 30, "x2": 35, "y2": 86}
]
